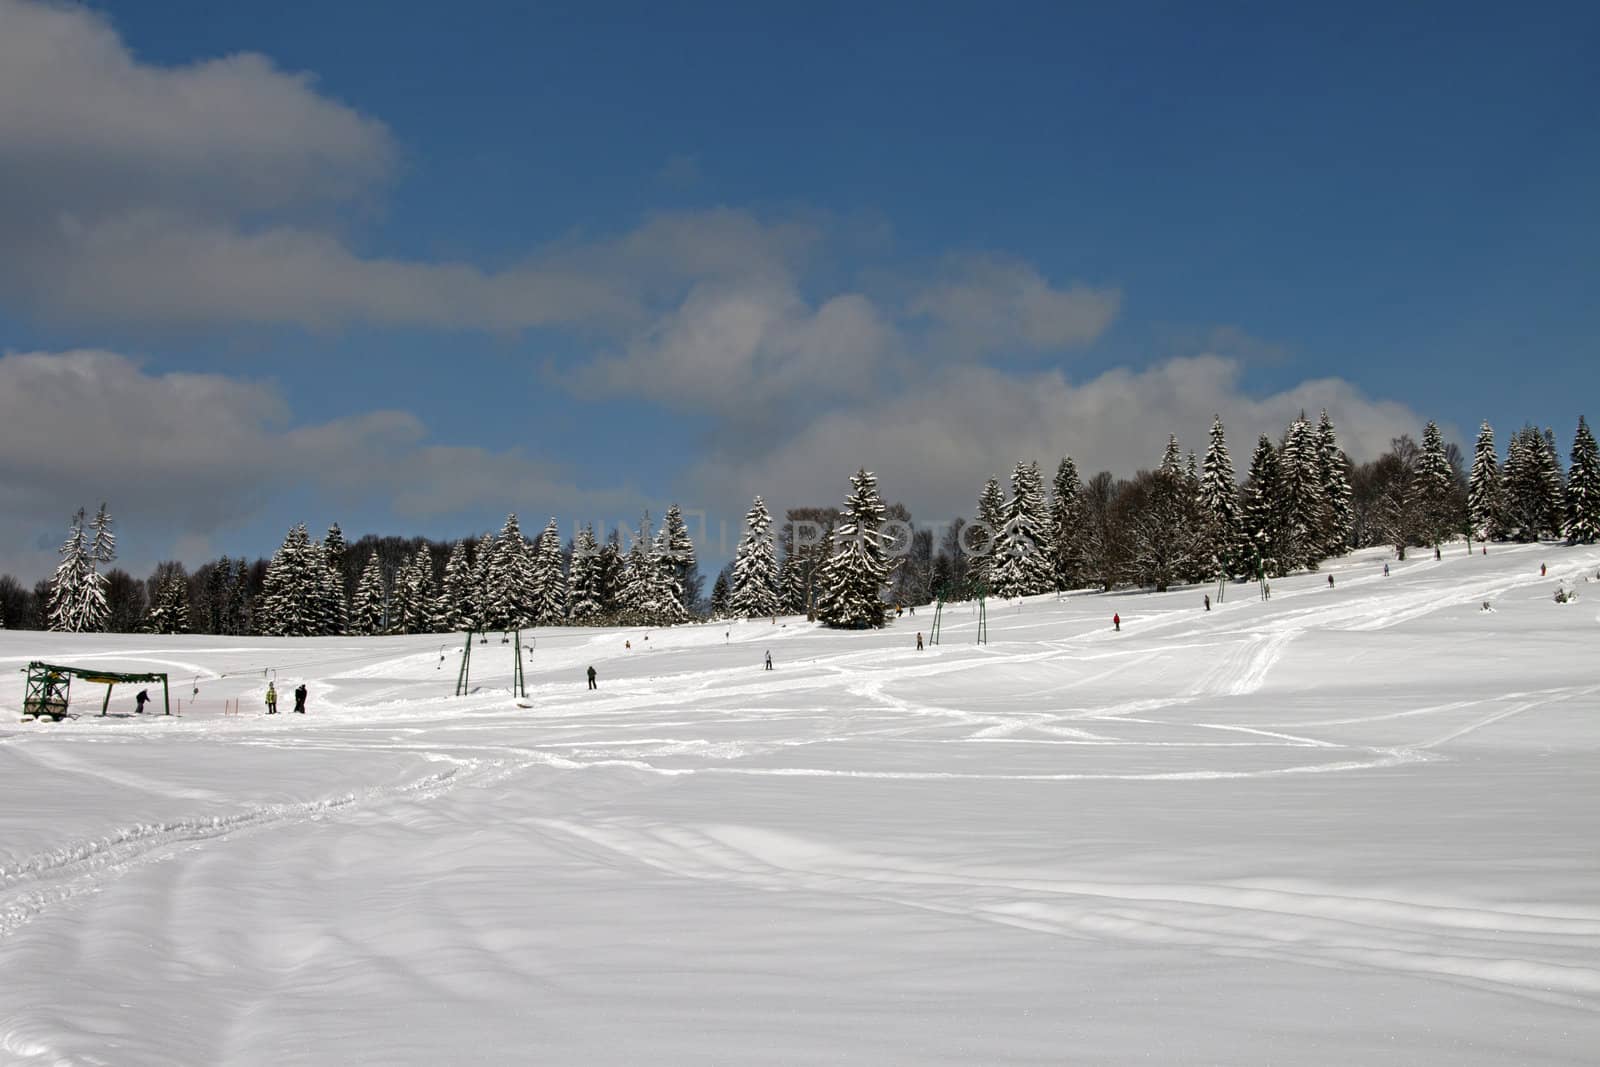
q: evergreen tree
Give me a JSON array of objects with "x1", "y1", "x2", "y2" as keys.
[
  {"x1": 1539, "y1": 427, "x2": 1566, "y2": 536},
  {"x1": 407, "y1": 551, "x2": 440, "y2": 633},
  {"x1": 530, "y1": 518, "x2": 568, "y2": 625},
  {"x1": 472, "y1": 533, "x2": 496, "y2": 629},
  {"x1": 1504, "y1": 426, "x2": 1561, "y2": 540},
  {"x1": 47, "y1": 507, "x2": 110, "y2": 633},
  {"x1": 353, "y1": 552, "x2": 386, "y2": 635},
  {"x1": 596, "y1": 529, "x2": 624, "y2": 619},
  {"x1": 992, "y1": 460, "x2": 1055, "y2": 597},
  {"x1": 1198, "y1": 415, "x2": 1240, "y2": 578},
  {"x1": 1316, "y1": 410, "x2": 1354, "y2": 557},
  {"x1": 322, "y1": 523, "x2": 349, "y2": 635},
  {"x1": 484, "y1": 514, "x2": 535, "y2": 630},
  {"x1": 1467, "y1": 421, "x2": 1506, "y2": 542},
  {"x1": 147, "y1": 571, "x2": 191, "y2": 635},
  {"x1": 90, "y1": 503, "x2": 116, "y2": 570},
  {"x1": 258, "y1": 524, "x2": 321, "y2": 636},
  {"x1": 816, "y1": 469, "x2": 890, "y2": 629},
  {"x1": 442, "y1": 540, "x2": 476, "y2": 630},
  {"x1": 709, "y1": 568, "x2": 731, "y2": 617},
  {"x1": 227, "y1": 558, "x2": 250, "y2": 635},
  {"x1": 1565, "y1": 415, "x2": 1600, "y2": 544},
  {"x1": 1239, "y1": 435, "x2": 1286, "y2": 577},
  {"x1": 1049, "y1": 456, "x2": 1084, "y2": 590},
  {"x1": 1280, "y1": 413, "x2": 1331, "y2": 570},
  {"x1": 653, "y1": 527, "x2": 691, "y2": 624},
  {"x1": 1127, "y1": 436, "x2": 1195, "y2": 591},
  {"x1": 658, "y1": 504, "x2": 699, "y2": 621},
  {"x1": 619, "y1": 512, "x2": 659, "y2": 625},
  {"x1": 730, "y1": 496, "x2": 782, "y2": 618},
  {"x1": 970, "y1": 477, "x2": 1006, "y2": 591},
  {"x1": 568, "y1": 525, "x2": 605, "y2": 622},
  {"x1": 1414, "y1": 421, "x2": 1457, "y2": 548}
]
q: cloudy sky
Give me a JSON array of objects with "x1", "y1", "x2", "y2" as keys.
[{"x1": 2, "y1": 0, "x2": 1596, "y2": 579}]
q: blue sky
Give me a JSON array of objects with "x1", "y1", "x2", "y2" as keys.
[{"x1": 1, "y1": 0, "x2": 1596, "y2": 579}]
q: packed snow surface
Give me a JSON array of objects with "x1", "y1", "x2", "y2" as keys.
[{"x1": 2, "y1": 543, "x2": 1598, "y2": 1064}]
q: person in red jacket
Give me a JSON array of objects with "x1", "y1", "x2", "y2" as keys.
[{"x1": 1113, "y1": 613, "x2": 1120, "y2": 632}]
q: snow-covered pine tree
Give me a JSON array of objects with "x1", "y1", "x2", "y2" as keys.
[
  {"x1": 568, "y1": 525, "x2": 604, "y2": 622},
  {"x1": 658, "y1": 504, "x2": 698, "y2": 621},
  {"x1": 653, "y1": 527, "x2": 690, "y2": 624},
  {"x1": 90, "y1": 503, "x2": 116, "y2": 569},
  {"x1": 1315, "y1": 410, "x2": 1354, "y2": 557},
  {"x1": 1538, "y1": 427, "x2": 1566, "y2": 538},
  {"x1": 146, "y1": 571, "x2": 191, "y2": 635},
  {"x1": 1467, "y1": 421, "x2": 1506, "y2": 542},
  {"x1": 1565, "y1": 415, "x2": 1600, "y2": 544},
  {"x1": 730, "y1": 495, "x2": 782, "y2": 618},
  {"x1": 969, "y1": 477, "x2": 1006, "y2": 592},
  {"x1": 484, "y1": 514, "x2": 535, "y2": 630},
  {"x1": 1198, "y1": 415, "x2": 1240, "y2": 579},
  {"x1": 1239, "y1": 435, "x2": 1285, "y2": 577},
  {"x1": 322, "y1": 524, "x2": 348, "y2": 635},
  {"x1": 47, "y1": 508, "x2": 94, "y2": 633},
  {"x1": 597, "y1": 529, "x2": 624, "y2": 619},
  {"x1": 306, "y1": 538, "x2": 341, "y2": 636},
  {"x1": 1049, "y1": 456, "x2": 1084, "y2": 590},
  {"x1": 709, "y1": 568, "x2": 730, "y2": 617},
  {"x1": 471, "y1": 533, "x2": 496, "y2": 629},
  {"x1": 408, "y1": 550, "x2": 440, "y2": 633},
  {"x1": 227, "y1": 558, "x2": 250, "y2": 635},
  {"x1": 1413, "y1": 421, "x2": 1457, "y2": 548},
  {"x1": 389, "y1": 553, "x2": 414, "y2": 634},
  {"x1": 441, "y1": 540, "x2": 475, "y2": 631},
  {"x1": 619, "y1": 512, "x2": 657, "y2": 625},
  {"x1": 258, "y1": 524, "x2": 320, "y2": 636},
  {"x1": 1127, "y1": 436, "x2": 1195, "y2": 591},
  {"x1": 530, "y1": 518, "x2": 568, "y2": 625},
  {"x1": 779, "y1": 552, "x2": 805, "y2": 614},
  {"x1": 991, "y1": 461, "x2": 1054, "y2": 597},
  {"x1": 1504, "y1": 426, "x2": 1560, "y2": 541},
  {"x1": 353, "y1": 552, "x2": 386, "y2": 635},
  {"x1": 816, "y1": 468, "x2": 890, "y2": 629},
  {"x1": 1280, "y1": 413, "x2": 1331, "y2": 570}
]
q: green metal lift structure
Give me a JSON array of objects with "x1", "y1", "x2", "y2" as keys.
[
  {"x1": 928, "y1": 581, "x2": 987, "y2": 646},
  {"x1": 21, "y1": 661, "x2": 170, "y2": 720},
  {"x1": 454, "y1": 630, "x2": 527, "y2": 699}
]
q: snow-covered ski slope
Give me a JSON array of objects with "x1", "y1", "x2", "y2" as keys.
[{"x1": 2, "y1": 542, "x2": 1597, "y2": 1065}]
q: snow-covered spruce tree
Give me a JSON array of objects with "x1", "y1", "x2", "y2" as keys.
[
  {"x1": 653, "y1": 527, "x2": 691, "y2": 624},
  {"x1": 1468, "y1": 421, "x2": 1506, "y2": 542},
  {"x1": 484, "y1": 514, "x2": 535, "y2": 630},
  {"x1": 146, "y1": 571, "x2": 191, "y2": 635},
  {"x1": 1279, "y1": 414, "x2": 1331, "y2": 571},
  {"x1": 1413, "y1": 421, "x2": 1457, "y2": 548},
  {"x1": 779, "y1": 553, "x2": 806, "y2": 614},
  {"x1": 1238, "y1": 435, "x2": 1286, "y2": 577},
  {"x1": 657, "y1": 504, "x2": 698, "y2": 622},
  {"x1": 408, "y1": 550, "x2": 441, "y2": 633},
  {"x1": 227, "y1": 558, "x2": 250, "y2": 635},
  {"x1": 441, "y1": 541, "x2": 474, "y2": 631},
  {"x1": 1539, "y1": 427, "x2": 1566, "y2": 538},
  {"x1": 816, "y1": 468, "x2": 890, "y2": 629},
  {"x1": 730, "y1": 495, "x2": 782, "y2": 618},
  {"x1": 1197, "y1": 416, "x2": 1239, "y2": 579},
  {"x1": 258, "y1": 524, "x2": 320, "y2": 636},
  {"x1": 389, "y1": 553, "x2": 414, "y2": 634},
  {"x1": 596, "y1": 529, "x2": 624, "y2": 619},
  {"x1": 471, "y1": 533, "x2": 496, "y2": 629},
  {"x1": 618, "y1": 512, "x2": 659, "y2": 625},
  {"x1": 969, "y1": 477, "x2": 1006, "y2": 592},
  {"x1": 1049, "y1": 456, "x2": 1084, "y2": 590},
  {"x1": 1504, "y1": 426, "x2": 1561, "y2": 541},
  {"x1": 991, "y1": 461, "x2": 1055, "y2": 597},
  {"x1": 1565, "y1": 415, "x2": 1600, "y2": 544},
  {"x1": 1315, "y1": 411, "x2": 1354, "y2": 558},
  {"x1": 568, "y1": 525, "x2": 605, "y2": 622},
  {"x1": 353, "y1": 553, "x2": 386, "y2": 635},
  {"x1": 1126, "y1": 436, "x2": 1195, "y2": 591},
  {"x1": 321, "y1": 524, "x2": 348, "y2": 635},
  {"x1": 530, "y1": 518, "x2": 568, "y2": 625},
  {"x1": 47, "y1": 508, "x2": 96, "y2": 632},
  {"x1": 709, "y1": 568, "x2": 731, "y2": 617},
  {"x1": 306, "y1": 538, "x2": 341, "y2": 636}
]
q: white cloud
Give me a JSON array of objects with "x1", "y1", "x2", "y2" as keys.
[
  {"x1": 910, "y1": 255, "x2": 1122, "y2": 355},
  {"x1": 681, "y1": 355, "x2": 1424, "y2": 523},
  {"x1": 0, "y1": 350, "x2": 639, "y2": 574}
]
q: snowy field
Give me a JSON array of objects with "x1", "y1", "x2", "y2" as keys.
[{"x1": 2, "y1": 542, "x2": 1598, "y2": 1065}]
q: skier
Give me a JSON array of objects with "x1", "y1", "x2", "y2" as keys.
[
  {"x1": 916, "y1": 631, "x2": 924, "y2": 650},
  {"x1": 1541, "y1": 562, "x2": 1547, "y2": 577},
  {"x1": 625, "y1": 639, "x2": 631, "y2": 649},
  {"x1": 134, "y1": 688, "x2": 150, "y2": 714},
  {"x1": 1112, "y1": 613, "x2": 1120, "y2": 632},
  {"x1": 1203, "y1": 594, "x2": 1210, "y2": 611},
  {"x1": 1383, "y1": 563, "x2": 1389, "y2": 577},
  {"x1": 293, "y1": 683, "x2": 307, "y2": 714},
  {"x1": 1434, "y1": 546, "x2": 1441, "y2": 561},
  {"x1": 265, "y1": 682, "x2": 278, "y2": 715},
  {"x1": 764, "y1": 650, "x2": 773, "y2": 671},
  {"x1": 1328, "y1": 574, "x2": 1335, "y2": 588},
  {"x1": 586, "y1": 665, "x2": 597, "y2": 690}
]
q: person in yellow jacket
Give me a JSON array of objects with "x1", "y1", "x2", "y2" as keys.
[{"x1": 265, "y1": 681, "x2": 279, "y2": 714}]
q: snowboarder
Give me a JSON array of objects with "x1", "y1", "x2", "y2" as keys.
[
  {"x1": 1328, "y1": 574, "x2": 1335, "y2": 588},
  {"x1": 1112, "y1": 613, "x2": 1120, "y2": 632},
  {"x1": 134, "y1": 688, "x2": 150, "y2": 714},
  {"x1": 764, "y1": 650, "x2": 773, "y2": 671},
  {"x1": 1203, "y1": 594, "x2": 1210, "y2": 611},
  {"x1": 293, "y1": 683, "x2": 307, "y2": 713},
  {"x1": 1383, "y1": 563, "x2": 1390, "y2": 577},
  {"x1": 586, "y1": 665, "x2": 597, "y2": 690},
  {"x1": 265, "y1": 682, "x2": 278, "y2": 714},
  {"x1": 916, "y1": 632, "x2": 924, "y2": 650},
  {"x1": 1434, "y1": 546, "x2": 1441, "y2": 561}
]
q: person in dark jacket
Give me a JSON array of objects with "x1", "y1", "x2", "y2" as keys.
[
  {"x1": 293, "y1": 684, "x2": 307, "y2": 713},
  {"x1": 135, "y1": 688, "x2": 150, "y2": 714},
  {"x1": 587, "y1": 665, "x2": 597, "y2": 690},
  {"x1": 764, "y1": 650, "x2": 773, "y2": 670}
]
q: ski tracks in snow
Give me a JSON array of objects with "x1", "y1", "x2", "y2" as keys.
[{"x1": 535, "y1": 817, "x2": 1600, "y2": 1010}]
